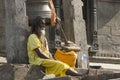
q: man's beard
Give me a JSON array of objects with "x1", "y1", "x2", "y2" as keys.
[
  {"x1": 40, "y1": 32, "x2": 46, "y2": 47},
  {"x1": 41, "y1": 29, "x2": 45, "y2": 36}
]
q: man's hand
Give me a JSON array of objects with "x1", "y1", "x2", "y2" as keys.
[{"x1": 35, "y1": 48, "x2": 49, "y2": 59}]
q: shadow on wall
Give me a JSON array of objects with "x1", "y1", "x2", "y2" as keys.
[
  {"x1": 6, "y1": 26, "x2": 30, "y2": 64},
  {"x1": 97, "y1": 2, "x2": 120, "y2": 29}
]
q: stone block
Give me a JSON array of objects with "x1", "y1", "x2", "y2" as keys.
[
  {"x1": 98, "y1": 35, "x2": 115, "y2": 55},
  {"x1": 0, "y1": 64, "x2": 14, "y2": 80},
  {"x1": 0, "y1": 57, "x2": 6, "y2": 63},
  {"x1": 109, "y1": 78, "x2": 120, "y2": 80},
  {"x1": 109, "y1": 11, "x2": 120, "y2": 36},
  {"x1": 25, "y1": 65, "x2": 45, "y2": 80},
  {"x1": 98, "y1": 26, "x2": 110, "y2": 35},
  {"x1": 97, "y1": 69, "x2": 113, "y2": 75},
  {"x1": 112, "y1": 36, "x2": 120, "y2": 44},
  {"x1": 115, "y1": 46, "x2": 120, "y2": 54},
  {"x1": 0, "y1": 64, "x2": 46, "y2": 80},
  {"x1": 98, "y1": 35, "x2": 112, "y2": 44},
  {"x1": 39, "y1": 76, "x2": 72, "y2": 80}
]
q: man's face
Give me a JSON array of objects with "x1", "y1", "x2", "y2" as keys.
[
  {"x1": 41, "y1": 28, "x2": 46, "y2": 36},
  {"x1": 40, "y1": 20, "x2": 46, "y2": 36},
  {"x1": 41, "y1": 19, "x2": 46, "y2": 28}
]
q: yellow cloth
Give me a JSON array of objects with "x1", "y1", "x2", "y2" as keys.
[
  {"x1": 27, "y1": 34, "x2": 70, "y2": 76},
  {"x1": 54, "y1": 49, "x2": 77, "y2": 68}
]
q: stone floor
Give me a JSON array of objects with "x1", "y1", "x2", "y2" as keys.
[
  {"x1": 90, "y1": 62, "x2": 120, "y2": 70},
  {"x1": 0, "y1": 56, "x2": 7, "y2": 63}
]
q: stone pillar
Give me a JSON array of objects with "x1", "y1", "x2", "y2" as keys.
[
  {"x1": 0, "y1": 0, "x2": 6, "y2": 55},
  {"x1": 4, "y1": 0, "x2": 30, "y2": 63},
  {"x1": 62, "y1": 0, "x2": 88, "y2": 68}
]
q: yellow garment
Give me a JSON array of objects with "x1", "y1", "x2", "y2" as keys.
[
  {"x1": 41, "y1": 59, "x2": 70, "y2": 76},
  {"x1": 54, "y1": 49, "x2": 77, "y2": 68},
  {"x1": 27, "y1": 34, "x2": 70, "y2": 76}
]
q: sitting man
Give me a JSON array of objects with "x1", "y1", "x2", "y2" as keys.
[{"x1": 27, "y1": 16, "x2": 84, "y2": 77}]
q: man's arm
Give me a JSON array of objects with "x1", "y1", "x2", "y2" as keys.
[
  {"x1": 49, "y1": 0, "x2": 56, "y2": 26},
  {"x1": 35, "y1": 48, "x2": 49, "y2": 59}
]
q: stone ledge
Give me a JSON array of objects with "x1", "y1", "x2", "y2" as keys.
[
  {"x1": 0, "y1": 64, "x2": 45, "y2": 80},
  {"x1": 109, "y1": 78, "x2": 120, "y2": 80},
  {"x1": 38, "y1": 76, "x2": 73, "y2": 80},
  {"x1": 1, "y1": 64, "x2": 120, "y2": 80},
  {"x1": 0, "y1": 64, "x2": 76, "y2": 80}
]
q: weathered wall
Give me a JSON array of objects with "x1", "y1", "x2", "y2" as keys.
[
  {"x1": 62, "y1": 0, "x2": 88, "y2": 68},
  {"x1": 97, "y1": 1, "x2": 120, "y2": 58},
  {"x1": 4, "y1": 0, "x2": 30, "y2": 63},
  {"x1": 0, "y1": 0, "x2": 5, "y2": 54}
]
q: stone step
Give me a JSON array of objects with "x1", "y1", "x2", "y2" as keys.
[
  {"x1": 109, "y1": 78, "x2": 120, "y2": 80},
  {"x1": 0, "y1": 64, "x2": 81, "y2": 80},
  {"x1": 38, "y1": 76, "x2": 80, "y2": 80}
]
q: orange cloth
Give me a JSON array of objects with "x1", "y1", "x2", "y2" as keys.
[
  {"x1": 49, "y1": 0, "x2": 56, "y2": 26},
  {"x1": 54, "y1": 49, "x2": 77, "y2": 68}
]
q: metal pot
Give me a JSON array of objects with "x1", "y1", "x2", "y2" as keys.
[{"x1": 26, "y1": 0, "x2": 51, "y2": 25}]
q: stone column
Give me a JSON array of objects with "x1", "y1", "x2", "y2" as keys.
[
  {"x1": 4, "y1": 0, "x2": 30, "y2": 63},
  {"x1": 0, "y1": 0, "x2": 6, "y2": 55},
  {"x1": 62, "y1": 0, "x2": 88, "y2": 68}
]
